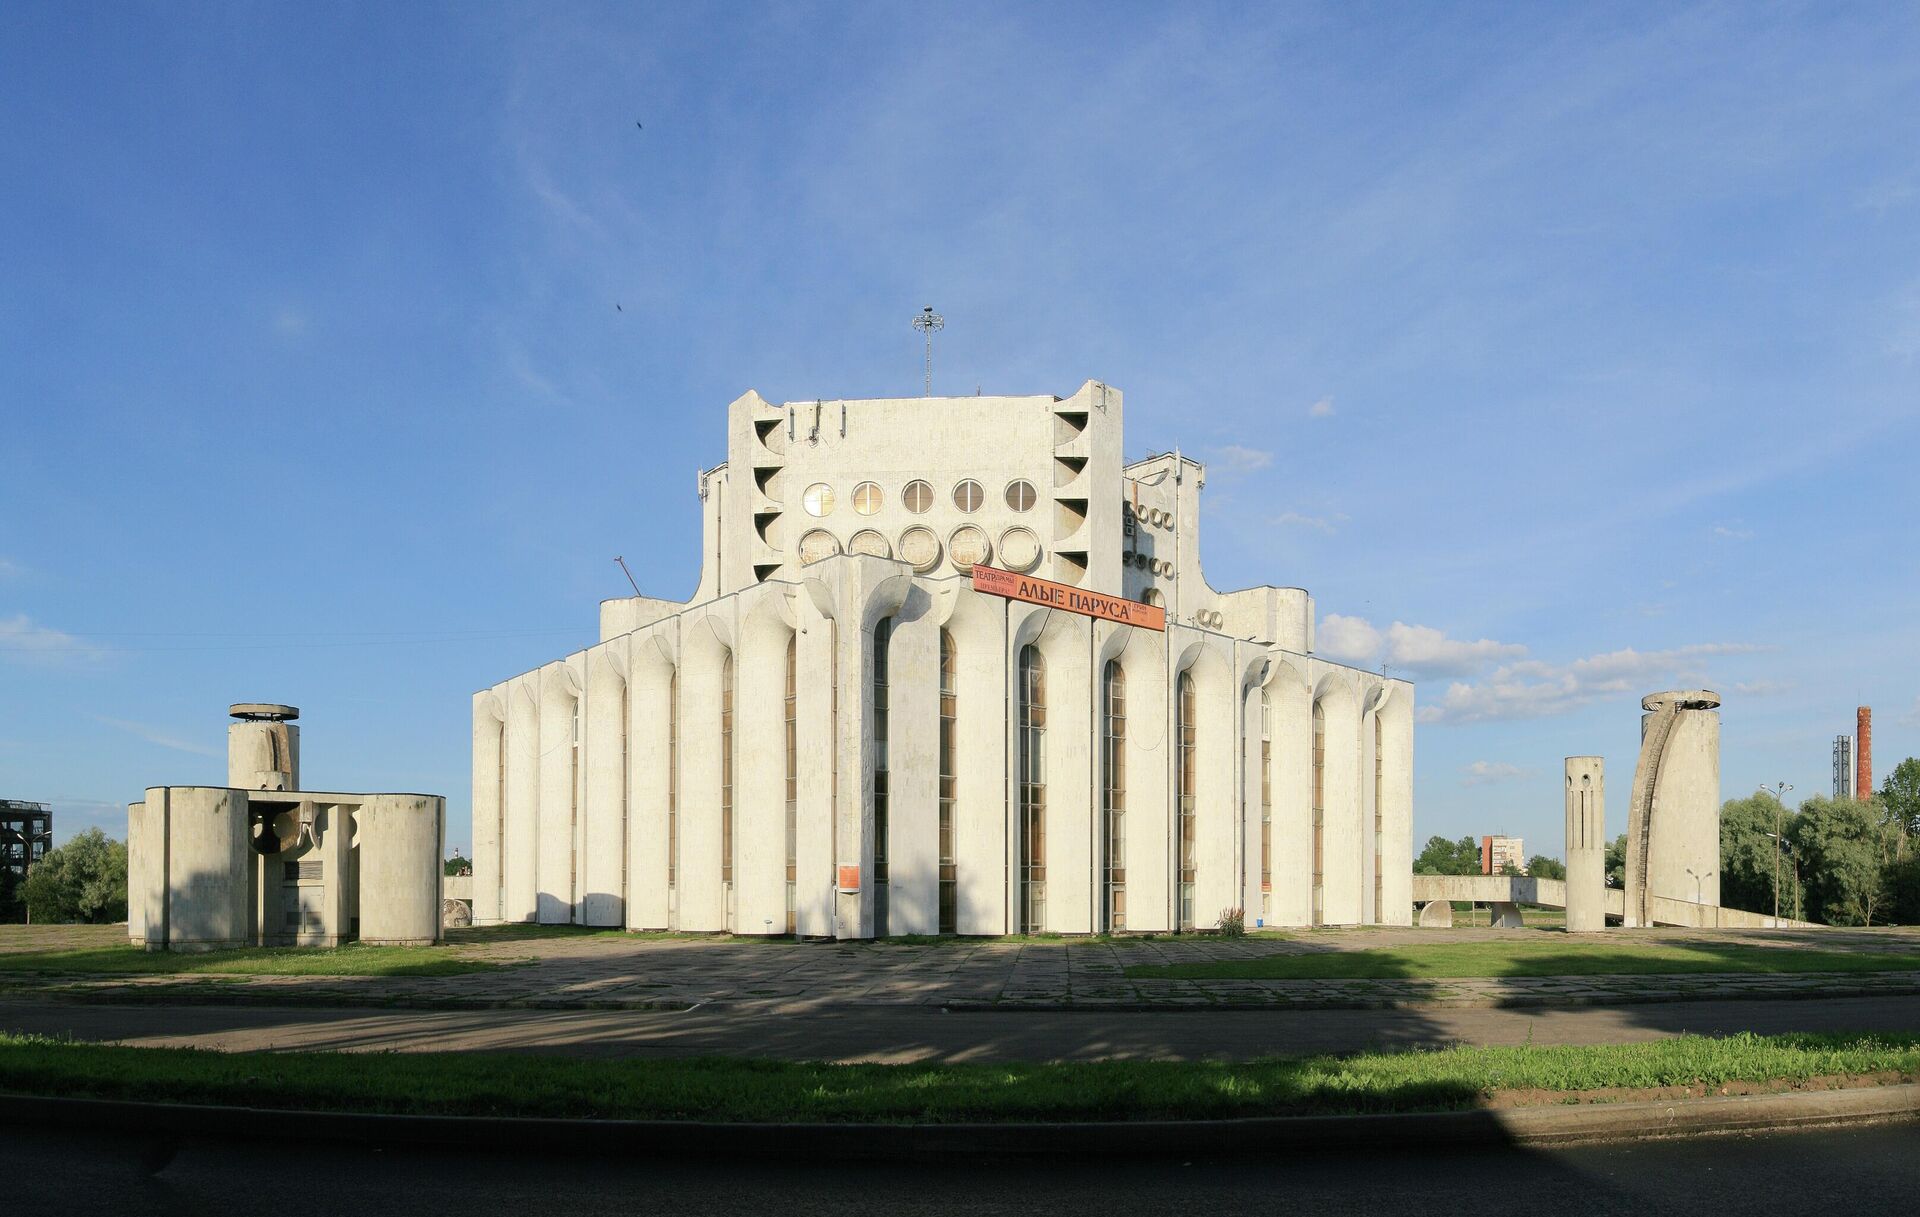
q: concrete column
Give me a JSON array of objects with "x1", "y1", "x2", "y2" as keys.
[
  {"x1": 1565, "y1": 756, "x2": 1606, "y2": 932},
  {"x1": 160, "y1": 787, "x2": 249, "y2": 951},
  {"x1": 1317, "y1": 678, "x2": 1363, "y2": 926},
  {"x1": 1376, "y1": 685, "x2": 1415, "y2": 926},
  {"x1": 1239, "y1": 667, "x2": 1263, "y2": 927},
  {"x1": 581, "y1": 646, "x2": 627, "y2": 926},
  {"x1": 470, "y1": 691, "x2": 505, "y2": 925},
  {"x1": 504, "y1": 678, "x2": 540, "y2": 922},
  {"x1": 625, "y1": 630, "x2": 677, "y2": 931},
  {"x1": 1118, "y1": 628, "x2": 1171, "y2": 933},
  {"x1": 324, "y1": 801, "x2": 352, "y2": 944},
  {"x1": 1264, "y1": 659, "x2": 1312, "y2": 928},
  {"x1": 793, "y1": 594, "x2": 837, "y2": 937},
  {"x1": 678, "y1": 613, "x2": 733, "y2": 932},
  {"x1": 1181, "y1": 637, "x2": 1239, "y2": 929},
  {"x1": 735, "y1": 597, "x2": 793, "y2": 936},
  {"x1": 1042, "y1": 612, "x2": 1095, "y2": 935},
  {"x1": 945, "y1": 587, "x2": 1008, "y2": 935},
  {"x1": 126, "y1": 800, "x2": 149, "y2": 944},
  {"x1": 536, "y1": 661, "x2": 580, "y2": 924},
  {"x1": 358, "y1": 795, "x2": 445, "y2": 945},
  {"x1": 886, "y1": 588, "x2": 941, "y2": 936}
]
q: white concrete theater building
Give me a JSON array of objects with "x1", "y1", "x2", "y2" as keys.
[{"x1": 471, "y1": 381, "x2": 1414, "y2": 939}]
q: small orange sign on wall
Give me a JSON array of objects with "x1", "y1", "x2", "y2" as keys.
[
  {"x1": 837, "y1": 865, "x2": 861, "y2": 893},
  {"x1": 971, "y1": 565, "x2": 1167, "y2": 631}
]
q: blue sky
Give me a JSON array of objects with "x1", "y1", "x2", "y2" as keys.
[{"x1": 3, "y1": 2, "x2": 1916, "y2": 861}]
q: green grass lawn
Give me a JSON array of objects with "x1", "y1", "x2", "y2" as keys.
[
  {"x1": 0, "y1": 943, "x2": 501, "y2": 977},
  {"x1": 1124, "y1": 939, "x2": 1920, "y2": 981},
  {"x1": 1, "y1": 1031, "x2": 1913, "y2": 1123}
]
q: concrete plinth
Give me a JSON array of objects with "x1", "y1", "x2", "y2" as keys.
[
  {"x1": 1488, "y1": 901, "x2": 1524, "y2": 928},
  {"x1": 1416, "y1": 899, "x2": 1453, "y2": 928}
]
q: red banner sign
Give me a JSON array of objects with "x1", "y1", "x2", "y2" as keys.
[{"x1": 971, "y1": 565, "x2": 1167, "y2": 631}]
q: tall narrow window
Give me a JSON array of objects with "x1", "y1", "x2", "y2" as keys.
[
  {"x1": 1260, "y1": 690, "x2": 1272, "y2": 922},
  {"x1": 1312, "y1": 701, "x2": 1326, "y2": 926},
  {"x1": 1373, "y1": 714, "x2": 1384, "y2": 923},
  {"x1": 1017, "y1": 644, "x2": 1047, "y2": 934},
  {"x1": 1177, "y1": 670, "x2": 1197, "y2": 931},
  {"x1": 938, "y1": 630, "x2": 958, "y2": 934},
  {"x1": 872, "y1": 618, "x2": 892, "y2": 937},
  {"x1": 1101, "y1": 660, "x2": 1127, "y2": 932},
  {"x1": 785, "y1": 636, "x2": 797, "y2": 934},
  {"x1": 720, "y1": 654, "x2": 734, "y2": 929}
]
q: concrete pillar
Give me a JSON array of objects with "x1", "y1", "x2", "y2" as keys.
[
  {"x1": 1316, "y1": 677, "x2": 1363, "y2": 926},
  {"x1": 470, "y1": 691, "x2": 505, "y2": 925},
  {"x1": 536, "y1": 661, "x2": 581, "y2": 924},
  {"x1": 357, "y1": 794, "x2": 445, "y2": 944},
  {"x1": 944, "y1": 587, "x2": 1007, "y2": 935},
  {"x1": 581, "y1": 646, "x2": 628, "y2": 926},
  {"x1": 735, "y1": 598, "x2": 793, "y2": 936},
  {"x1": 678, "y1": 613, "x2": 733, "y2": 932},
  {"x1": 625, "y1": 629, "x2": 677, "y2": 931},
  {"x1": 1182, "y1": 638, "x2": 1238, "y2": 929},
  {"x1": 1565, "y1": 756, "x2": 1606, "y2": 932},
  {"x1": 793, "y1": 594, "x2": 837, "y2": 937},
  {"x1": 1264, "y1": 660, "x2": 1312, "y2": 928},
  {"x1": 503, "y1": 678, "x2": 540, "y2": 922},
  {"x1": 159, "y1": 787, "x2": 249, "y2": 951},
  {"x1": 1376, "y1": 685, "x2": 1415, "y2": 926},
  {"x1": 126, "y1": 800, "x2": 148, "y2": 944},
  {"x1": 886, "y1": 589, "x2": 941, "y2": 936}
]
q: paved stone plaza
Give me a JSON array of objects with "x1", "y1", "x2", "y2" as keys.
[{"x1": 6, "y1": 923, "x2": 1920, "y2": 1013}]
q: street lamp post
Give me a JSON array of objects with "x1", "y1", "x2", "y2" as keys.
[{"x1": 1758, "y1": 782, "x2": 1793, "y2": 924}]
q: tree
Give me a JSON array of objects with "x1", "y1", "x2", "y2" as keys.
[
  {"x1": 1721, "y1": 793, "x2": 1801, "y2": 917},
  {"x1": 1415, "y1": 835, "x2": 1480, "y2": 876},
  {"x1": 1605, "y1": 833, "x2": 1627, "y2": 889},
  {"x1": 20, "y1": 829, "x2": 128, "y2": 925},
  {"x1": 1526, "y1": 855, "x2": 1566, "y2": 880},
  {"x1": 1789, "y1": 797, "x2": 1885, "y2": 926},
  {"x1": 444, "y1": 854, "x2": 472, "y2": 876},
  {"x1": 1879, "y1": 758, "x2": 1919, "y2": 860}
]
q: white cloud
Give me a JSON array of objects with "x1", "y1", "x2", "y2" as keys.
[
  {"x1": 1898, "y1": 697, "x2": 1920, "y2": 729},
  {"x1": 1273, "y1": 510, "x2": 1347, "y2": 533},
  {"x1": 1417, "y1": 642, "x2": 1765, "y2": 725},
  {"x1": 1314, "y1": 613, "x2": 1526, "y2": 678},
  {"x1": 0, "y1": 615, "x2": 105, "y2": 666},
  {"x1": 1709, "y1": 523, "x2": 1754, "y2": 541},
  {"x1": 1316, "y1": 614, "x2": 1383, "y2": 663},
  {"x1": 94, "y1": 716, "x2": 223, "y2": 759},
  {"x1": 1308, "y1": 396, "x2": 1336, "y2": 418},
  {"x1": 1463, "y1": 760, "x2": 1529, "y2": 787},
  {"x1": 1208, "y1": 444, "x2": 1273, "y2": 475},
  {"x1": 1384, "y1": 622, "x2": 1527, "y2": 678},
  {"x1": 1731, "y1": 679, "x2": 1794, "y2": 697}
]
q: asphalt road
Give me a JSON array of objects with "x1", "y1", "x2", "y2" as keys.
[
  {"x1": 5, "y1": 993, "x2": 1920, "y2": 1061},
  {"x1": 4, "y1": 1120, "x2": 1917, "y2": 1216}
]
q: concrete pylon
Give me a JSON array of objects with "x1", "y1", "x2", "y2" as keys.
[
  {"x1": 1565, "y1": 756, "x2": 1606, "y2": 932},
  {"x1": 227, "y1": 703, "x2": 300, "y2": 791}
]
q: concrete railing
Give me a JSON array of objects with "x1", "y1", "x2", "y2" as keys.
[{"x1": 1409, "y1": 873, "x2": 1818, "y2": 929}]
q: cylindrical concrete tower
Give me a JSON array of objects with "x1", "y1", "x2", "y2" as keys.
[
  {"x1": 1564, "y1": 756, "x2": 1606, "y2": 932},
  {"x1": 227, "y1": 703, "x2": 300, "y2": 791},
  {"x1": 1857, "y1": 706, "x2": 1873, "y2": 802},
  {"x1": 356, "y1": 794, "x2": 446, "y2": 945}
]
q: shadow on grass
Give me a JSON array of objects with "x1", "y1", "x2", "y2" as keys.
[
  {"x1": 0, "y1": 943, "x2": 499, "y2": 978},
  {"x1": 1123, "y1": 939, "x2": 1920, "y2": 982}
]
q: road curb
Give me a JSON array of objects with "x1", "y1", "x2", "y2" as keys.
[{"x1": 2, "y1": 1084, "x2": 1914, "y2": 1160}]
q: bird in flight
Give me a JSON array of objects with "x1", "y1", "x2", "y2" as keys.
[
  {"x1": 635, "y1": 121, "x2": 643, "y2": 130},
  {"x1": 616, "y1": 303, "x2": 623, "y2": 312}
]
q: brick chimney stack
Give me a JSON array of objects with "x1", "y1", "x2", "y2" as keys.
[{"x1": 1857, "y1": 706, "x2": 1873, "y2": 801}]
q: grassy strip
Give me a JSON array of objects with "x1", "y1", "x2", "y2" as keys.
[
  {"x1": 0, "y1": 944, "x2": 500, "y2": 977},
  {"x1": 1125, "y1": 941, "x2": 1920, "y2": 981},
  {"x1": 1, "y1": 1032, "x2": 1915, "y2": 1124}
]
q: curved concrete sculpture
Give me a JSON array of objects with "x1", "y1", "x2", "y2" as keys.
[{"x1": 1624, "y1": 690, "x2": 1720, "y2": 928}]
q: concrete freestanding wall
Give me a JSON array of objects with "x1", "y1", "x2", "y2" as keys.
[
  {"x1": 1625, "y1": 690, "x2": 1722, "y2": 926},
  {"x1": 1564, "y1": 756, "x2": 1606, "y2": 933}
]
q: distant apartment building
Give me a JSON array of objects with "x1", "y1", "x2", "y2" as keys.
[
  {"x1": 1480, "y1": 834, "x2": 1525, "y2": 876},
  {"x1": 1, "y1": 799, "x2": 54, "y2": 897}
]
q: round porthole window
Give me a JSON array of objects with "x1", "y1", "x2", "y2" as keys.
[
  {"x1": 798, "y1": 529, "x2": 841, "y2": 565},
  {"x1": 898, "y1": 526, "x2": 941, "y2": 572},
  {"x1": 848, "y1": 529, "x2": 891, "y2": 558},
  {"x1": 802, "y1": 483, "x2": 835, "y2": 517},
  {"x1": 999, "y1": 527, "x2": 1041, "y2": 573},
  {"x1": 1005, "y1": 479, "x2": 1037, "y2": 512},
  {"x1": 952, "y1": 479, "x2": 984, "y2": 513},
  {"x1": 948, "y1": 524, "x2": 990, "y2": 571},
  {"x1": 902, "y1": 480, "x2": 934, "y2": 514},
  {"x1": 852, "y1": 481, "x2": 883, "y2": 515}
]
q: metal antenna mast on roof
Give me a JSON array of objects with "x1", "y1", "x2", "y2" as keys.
[{"x1": 912, "y1": 306, "x2": 944, "y2": 396}]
